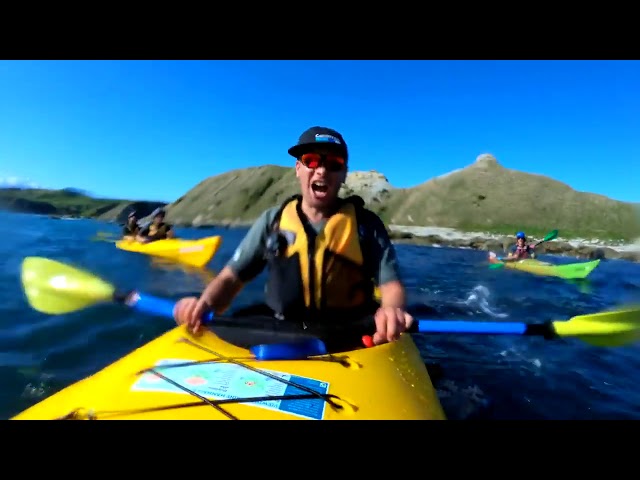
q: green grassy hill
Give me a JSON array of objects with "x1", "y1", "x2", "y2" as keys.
[
  {"x1": 165, "y1": 165, "x2": 301, "y2": 226},
  {"x1": 4, "y1": 153, "x2": 638, "y2": 242},
  {"x1": 379, "y1": 154, "x2": 640, "y2": 240},
  {"x1": 0, "y1": 187, "x2": 165, "y2": 222},
  {"x1": 162, "y1": 154, "x2": 640, "y2": 241}
]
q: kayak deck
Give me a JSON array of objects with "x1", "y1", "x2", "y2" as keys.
[
  {"x1": 115, "y1": 235, "x2": 222, "y2": 268},
  {"x1": 490, "y1": 256, "x2": 600, "y2": 279},
  {"x1": 12, "y1": 324, "x2": 446, "y2": 420}
]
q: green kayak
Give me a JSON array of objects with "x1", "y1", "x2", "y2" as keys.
[{"x1": 489, "y1": 255, "x2": 601, "y2": 279}]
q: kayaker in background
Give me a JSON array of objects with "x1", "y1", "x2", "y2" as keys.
[
  {"x1": 122, "y1": 211, "x2": 141, "y2": 240},
  {"x1": 506, "y1": 231, "x2": 536, "y2": 260},
  {"x1": 173, "y1": 125, "x2": 413, "y2": 347},
  {"x1": 136, "y1": 208, "x2": 174, "y2": 244}
]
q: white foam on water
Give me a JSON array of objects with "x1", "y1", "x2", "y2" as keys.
[{"x1": 461, "y1": 285, "x2": 509, "y2": 318}]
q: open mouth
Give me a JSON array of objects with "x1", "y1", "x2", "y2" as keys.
[{"x1": 311, "y1": 181, "x2": 329, "y2": 198}]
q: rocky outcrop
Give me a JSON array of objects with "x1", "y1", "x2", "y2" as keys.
[{"x1": 340, "y1": 170, "x2": 393, "y2": 205}]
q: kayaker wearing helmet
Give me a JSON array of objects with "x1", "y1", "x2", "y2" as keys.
[
  {"x1": 122, "y1": 211, "x2": 141, "y2": 240},
  {"x1": 173, "y1": 126, "x2": 412, "y2": 347},
  {"x1": 506, "y1": 231, "x2": 536, "y2": 260},
  {"x1": 137, "y1": 208, "x2": 174, "y2": 244}
]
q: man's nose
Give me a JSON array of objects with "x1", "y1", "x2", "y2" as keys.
[{"x1": 314, "y1": 164, "x2": 327, "y2": 175}]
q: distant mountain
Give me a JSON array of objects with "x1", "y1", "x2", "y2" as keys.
[
  {"x1": 0, "y1": 187, "x2": 165, "y2": 222},
  {"x1": 3, "y1": 154, "x2": 638, "y2": 242},
  {"x1": 379, "y1": 154, "x2": 640, "y2": 241},
  {"x1": 160, "y1": 154, "x2": 640, "y2": 241},
  {"x1": 0, "y1": 184, "x2": 37, "y2": 190},
  {"x1": 59, "y1": 187, "x2": 91, "y2": 197}
]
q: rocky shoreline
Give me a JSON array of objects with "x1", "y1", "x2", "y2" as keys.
[
  {"x1": 387, "y1": 225, "x2": 640, "y2": 263},
  {"x1": 172, "y1": 218, "x2": 640, "y2": 263}
]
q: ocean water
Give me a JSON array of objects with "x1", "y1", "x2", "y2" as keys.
[{"x1": 2, "y1": 210, "x2": 639, "y2": 420}]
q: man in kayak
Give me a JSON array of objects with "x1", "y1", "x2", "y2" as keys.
[
  {"x1": 173, "y1": 126, "x2": 413, "y2": 346},
  {"x1": 122, "y1": 211, "x2": 141, "y2": 240},
  {"x1": 506, "y1": 231, "x2": 536, "y2": 260},
  {"x1": 136, "y1": 208, "x2": 174, "y2": 243}
]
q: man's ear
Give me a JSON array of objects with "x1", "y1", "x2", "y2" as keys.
[{"x1": 295, "y1": 161, "x2": 301, "y2": 177}]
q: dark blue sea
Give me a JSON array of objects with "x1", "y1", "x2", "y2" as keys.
[{"x1": 2, "y1": 210, "x2": 639, "y2": 420}]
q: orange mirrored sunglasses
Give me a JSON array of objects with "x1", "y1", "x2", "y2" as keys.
[{"x1": 299, "y1": 153, "x2": 345, "y2": 172}]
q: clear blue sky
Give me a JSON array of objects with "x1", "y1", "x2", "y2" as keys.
[{"x1": 1, "y1": 60, "x2": 638, "y2": 203}]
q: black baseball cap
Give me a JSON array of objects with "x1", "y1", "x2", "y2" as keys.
[{"x1": 287, "y1": 126, "x2": 349, "y2": 163}]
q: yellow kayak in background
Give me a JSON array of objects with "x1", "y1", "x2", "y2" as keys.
[
  {"x1": 115, "y1": 236, "x2": 222, "y2": 268},
  {"x1": 12, "y1": 324, "x2": 446, "y2": 420}
]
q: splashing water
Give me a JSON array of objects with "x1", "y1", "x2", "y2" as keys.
[{"x1": 461, "y1": 285, "x2": 509, "y2": 318}]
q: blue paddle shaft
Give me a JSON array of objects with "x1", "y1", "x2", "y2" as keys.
[
  {"x1": 128, "y1": 293, "x2": 530, "y2": 346},
  {"x1": 126, "y1": 292, "x2": 325, "y2": 360},
  {"x1": 417, "y1": 320, "x2": 527, "y2": 335},
  {"x1": 129, "y1": 293, "x2": 215, "y2": 324}
]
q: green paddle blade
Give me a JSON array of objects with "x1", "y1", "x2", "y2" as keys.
[
  {"x1": 488, "y1": 251, "x2": 505, "y2": 269},
  {"x1": 542, "y1": 229, "x2": 559, "y2": 242},
  {"x1": 552, "y1": 306, "x2": 640, "y2": 347},
  {"x1": 21, "y1": 257, "x2": 116, "y2": 315}
]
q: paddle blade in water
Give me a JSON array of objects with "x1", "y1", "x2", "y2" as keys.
[
  {"x1": 552, "y1": 306, "x2": 640, "y2": 347},
  {"x1": 20, "y1": 257, "x2": 115, "y2": 315},
  {"x1": 90, "y1": 237, "x2": 117, "y2": 243},
  {"x1": 91, "y1": 231, "x2": 119, "y2": 243}
]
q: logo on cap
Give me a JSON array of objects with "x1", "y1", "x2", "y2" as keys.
[{"x1": 315, "y1": 133, "x2": 341, "y2": 144}]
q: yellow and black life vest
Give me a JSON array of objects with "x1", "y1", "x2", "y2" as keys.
[
  {"x1": 148, "y1": 222, "x2": 169, "y2": 238},
  {"x1": 264, "y1": 194, "x2": 377, "y2": 324},
  {"x1": 123, "y1": 222, "x2": 140, "y2": 236}
]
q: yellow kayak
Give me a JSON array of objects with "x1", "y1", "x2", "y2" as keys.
[
  {"x1": 115, "y1": 236, "x2": 222, "y2": 268},
  {"x1": 12, "y1": 323, "x2": 446, "y2": 420}
]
